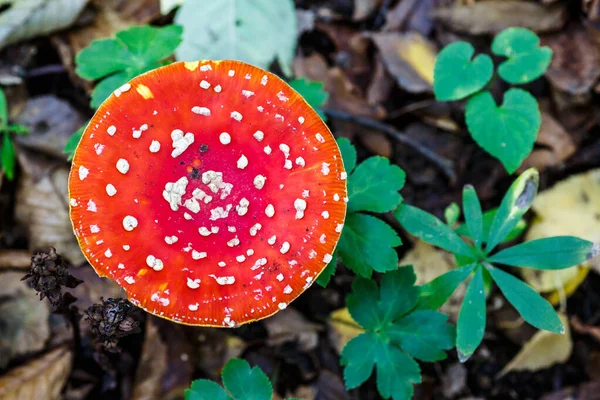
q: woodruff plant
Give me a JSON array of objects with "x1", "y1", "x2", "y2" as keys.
[
  {"x1": 433, "y1": 27, "x2": 552, "y2": 173},
  {"x1": 395, "y1": 169, "x2": 599, "y2": 361}
]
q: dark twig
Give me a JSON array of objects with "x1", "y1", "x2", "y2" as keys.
[{"x1": 323, "y1": 108, "x2": 456, "y2": 181}]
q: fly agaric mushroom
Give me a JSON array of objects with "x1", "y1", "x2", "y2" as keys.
[{"x1": 68, "y1": 60, "x2": 347, "y2": 327}]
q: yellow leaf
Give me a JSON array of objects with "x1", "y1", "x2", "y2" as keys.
[
  {"x1": 0, "y1": 346, "x2": 72, "y2": 400},
  {"x1": 327, "y1": 308, "x2": 365, "y2": 354},
  {"x1": 522, "y1": 169, "x2": 600, "y2": 300},
  {"x1": 498, "y1": 313, "x2": 571, "y2": 377}
]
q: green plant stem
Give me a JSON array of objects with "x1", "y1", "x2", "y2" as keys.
[{"x1": 323, "y1": 108, "x2": 456, "y2": 181}]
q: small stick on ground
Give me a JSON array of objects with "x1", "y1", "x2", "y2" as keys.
[{"x1": 324, "y1": 108, "x2": 456, "y2": 182}]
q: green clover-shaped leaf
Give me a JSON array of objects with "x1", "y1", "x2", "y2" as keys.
[
  {"x1": 492, "y1": 27, "x2": 552, "y2": 85},
  {"x1": 433, "y1": 41, "x2": 493, "y2": 101},
  {"x1": 465, "y1": 88, "x2": 540, "y2": 174}
]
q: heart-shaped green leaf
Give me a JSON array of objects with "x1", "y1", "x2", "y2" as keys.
[
  {"x1": 433, "y1": 41, "x2": 493, "y2": 101},
  {"x1": 465, "y1": 89, "x2": 541, "y2": 174},
  {"x1": 492, "y1": 27, "x2": 552, "y2": 85}
]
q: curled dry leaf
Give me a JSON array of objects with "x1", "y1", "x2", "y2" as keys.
[
  {"x1": 263, "y1": 307, "x2": 322, "y2": 352},
  {"x1": 131, "y1": 318, "x2": 168, "y2": 400},
  {"x1": 367, "y1": 32, "x2": 437, "y2": 93},
  {"x1": 542, "y1": 25, "x2": 600, "y2": 95},
  {"x1": 399, "y1": 240, "x2": 466, "y2": 321},
  {"x1": 0, "y1": 272, "x2": 50, "y2": 368},
  {"x1": 521, "y1": 169, "x2": 600, "y2": 300},
  {"x1": 0, "y1": 346, "x2": 72, "y2": 400},
  {"x1": 498, "y1": 313, "x2": 571, "y2": 378},
  {"x1": 520, "y1": 112, "x2": 576, "y2": 172},
  {"x1": 14, "y1": 96, "x2": 87, "y2": 159},
  {"x1": 433, "y1": 1, "x2": 568, "y2": 35},
  {"x1": 14, "y1": 149, "x2": 85, "y2": 265}
]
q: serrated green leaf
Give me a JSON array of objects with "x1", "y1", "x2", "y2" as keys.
[
  {"x1": 456, "y1": 266, "x2": 486, "y2": 362},
  {"x1": 416, "y1": 263, "x2": 477, "y2": 311},
  {"x1": 347, "y1": 156, "x2": 405, "y2": 213},
  {"x1": 341, "y1": 332, "x2": 421, "y2": 399},
  {"x1": 338, "y1": 213, "x2": 401, "y2": 278},
  {"x1": 0, "y1": 87, "x2": 7, "y2": 127},
  {"x1": 463, "y1": 185, "x2": 483, "y2": 249},
  {"x1": 7, "y1": 124, "x2": 28, "y2": 135},
  {"x1": 486, "y1": 168, "x2": 539, "y2": 253},
  {"x1": 316, "y1": 251, "x2": 337, "y2": 287},
  {"x1": 76, "y1": 25, "x2": 182, "y2": 109},
  {"x1": 347, "y1": 278, "x2": 382, "y2": 330},
  {"x1": 185, "y1": 380, "x2": 231, "y2": 400},
  {"x1": 487, "y1": 265, "x2": 563, "y2": 333},
  {"x1": 444, "y1": 202, "x2": 460, "y2": 226},
  {"x1": 1, "y1": 132, "x2": 15, "y2": 180},
  {"x1": 466, "y1": 89, "x2": 541, "y2": 174},
  {"x1": 378, "y1": 267, "x2": 419, "y2": 325},
  {"x1": 289, "y1": 78, "x2": 328, "y2": 120},
  {"x1": 222, "y1": 358, "x2": 272, "y2": 400},
  {"x1": 394, "y1": 203, "x2": 476, "y2": 258},
  {"x1": 385, "y1": 310, "x2": 455, "y2": 362},
  {"x1": 455, "y1": 207, "x2": 527, "y2": 244},
  {"x1": 63, "y1": 123, "x2": 87, "y2": 161},
  {"x1": 492, "y1": 27, "x2": 552, "y2": 85},
  {"x1": 174, "y1": 0, "x2": 297, "y2": 76},
  {"x1": 489, "y1": 236, "x2": 598, "y2": 270},
  {"x1": 337, "y1": 137, "x2": 356, "y2": 173},
  {"x1": 433, "y1": 41, "x2": 493, "y2": 101}
]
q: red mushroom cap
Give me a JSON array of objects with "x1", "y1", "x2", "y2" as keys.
[{"x1": 68, "y1": 60, "x2": 347, "y2": 327}]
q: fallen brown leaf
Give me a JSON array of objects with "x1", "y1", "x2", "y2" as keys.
[
  {"x1": 0, "y1": 250, "x2": 31, "y2": 269},
  {"x1": 521, "y1": 112, "x2": 576, "y2": 172},
  {"x1": 498, "y1": 313, "x2": 571, "y2": 378},
  {"x1": 0, "y1": 272, "x2": 50, "y2": 368},
  {"x1": 0, "y1": 346, "x2": 72, "y2": 400},
  {"x1": 264, "y1": 307, "x2": 322, "y2": 352},
  {"x1": 541, "y1": 381, "x2": 600, "y2": 400},
  {"x1": 367, "y1": 32, "x2": 437, "y2": 93},
  {"x1": 15, "y1": 149, "x2": 85, "y2": 265},
  {"x1": 131, "y1": 319, "x2": 168, "y2": 400},
  {"x1": 543, "y1": 24, "x2": 600, "y2": 95},
  {"x1": 433, "y1": 1, "x2": 568, "y2": 35},
  {"x1": 353, "y1": 0, "x2": 383, "y2": 21}
]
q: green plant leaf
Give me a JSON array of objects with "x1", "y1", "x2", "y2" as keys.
[
  {"x1": 63, "y1": 123, "x2": 87, "y2": 161},
  {"x1": 394, "y1": 203, "x2": 476, "y2": 258},
  {"x1": 0, "y1": 87, "x2": 7, "y2": 127},
  {"x1": 76, "y1": 25, "x2": 182, "y2": 108},
  {"x1": 486, "y1": 265, "x2": 563, "y2": 333},
  {"x1": 185, "y1": 380, "x2": 231, "y2": 400},
  {"x1": 289, "y1": 78, "x2": 328, "y2": 121},
  {"x1": 338, "y1": 213, "x2": 401, "y2": 278},
  {"x1": 316, "y1": 251, "x2": 337, "y2": 287},
  {"x1": 489, "y1": 236, "x2": 599, "y2": 270},
  {"x1": 1, "y1": 132, "x2": 15, "y2": 180},
  {"x1": 416, "y1": 263, "x2": 477, "y2": 310},
  {"x1": 486, "y1": 168, "x2": 539, "y2": 253},
  {"x1": 444, "y1": 202, "x2": 460, "y2": 226},
  {"x1": 385, "y1": 310, "x2": 455, "y2": 362},
  {"x1": 337, "y1": 137, "x2": 357, "y2": 173},
  {"x1": 492, "y1": 27, "x2": 552, "y2": 85},
  {"x1": 341, "y1": 332, "x2": 421, "y2": 399},
  {"x1": 433, "y1": 41, "x2": 493, "y2": 101},
  {"x1": 342, "y1": 268, "x2": 454, "y2": 398},
  {"x1": 463, "y1": 185, "x2": 483, "y2": 249},
  {"x1": 455, "y1": 207, "x2": 527, "y2": 244},
  {"x1": 466, "y1": 89, "x2": 541, "y2": 174},
  {"x1": 221, "y1": 358, "x2": 272, "y2": 400},
  {"x1": 347, "y1": 156, "x2": 406, "y2": 213},
  {"x1": 7, "y1": 124, "x2": 28, "y2": 135},
  {"x1": 174, "y1": 0, "x2": 297, "y2": 76},
  {"x1": 456, "y1": 266, "x2": 486, "y2": 362}
]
